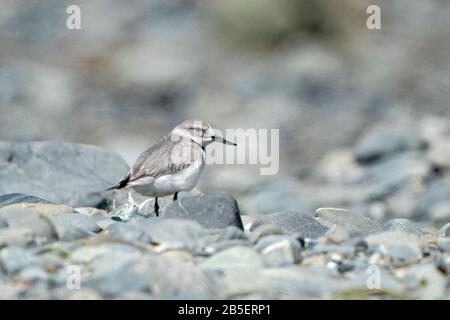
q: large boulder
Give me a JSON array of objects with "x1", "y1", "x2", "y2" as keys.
[
  {"x1": 164, "y1": 192, "x2": 244, "y2": 230},
  {"x1": 0, "y1": 141, "x2": 129, "y2": 207}
]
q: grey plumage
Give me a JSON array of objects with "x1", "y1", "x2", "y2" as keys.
[{"x1": 107, "y1": 134, "x2": 203, "y2": 190}]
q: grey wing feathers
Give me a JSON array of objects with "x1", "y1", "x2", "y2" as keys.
[
  {"x1": 108, "y1": 135, "x2": 202, "y2": 190},
  {"x1": 127, "y1": 135, "x2": 193, "y2": 184}
]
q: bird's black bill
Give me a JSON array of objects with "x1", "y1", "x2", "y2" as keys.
[{"x1": 214, "y1": 136, "x2": 237, "y2": 146}]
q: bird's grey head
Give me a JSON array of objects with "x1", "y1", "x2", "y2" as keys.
[{"x1": 171, "y1": 119, "x2": 237, "y2": 148}]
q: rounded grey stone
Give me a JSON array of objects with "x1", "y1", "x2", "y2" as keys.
[
  {"x1": 106, "y1": 222, "x2": 153, "y2": 244},
  {"x1": 51, "y1": 212, "x2": 101, "y2": 234},
  {"x1": 164, "y1": 192, "x2": 243, "y2": 230},
  {"x1": 251, "y1": 211, "x2": 328, "y2": 238},
  {"x1": 0, "y1": 207, "x2": 58, "y2": 241},
  {"x1": 250, "y1": 223, "x2": 283, "y2": 243},
  {"x1": 0, "y1": 246, "x2": 37, "y2": 274},
  {"x1": 384, "y1": 219, "x2": 422, "y2": 236}
]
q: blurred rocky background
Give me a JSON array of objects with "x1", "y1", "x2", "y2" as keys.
[{"x1": 1, "y1": 0, "x2": 450, "y2": 225}]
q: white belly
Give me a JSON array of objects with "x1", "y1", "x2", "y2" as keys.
[{"x1": 131, "y1": 161, "x2": 205, "y2": 197}]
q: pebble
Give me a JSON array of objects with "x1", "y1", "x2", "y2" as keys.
[
  {"x1": 384, "y1": 219, "x2": 422, "y2": 236},
  {"x1": 403, "y1": 264, "x2": 447, "y2": 299},
  {"x1": 86, "y1": 251, "x2": 145, "y2": 297},
  {"x1": 70, "y1": 243, "x2": 141, "y2": 265},
  {"x1": 18, "y1": 267, "x2": 49, "y2": 283},
  {"x1": 201, "y1": 246, "x2": 265, "y2": 269},
  {"x1": 0, "y1": 207, "x2": 58, "y2": 242},
  {"x1": 75, "y1": 207, "x2": 108, "y2": 218},
  {"x1": 439, "y1": 223, "x2": 450, "y2": 237},
  {"x1": 428, "y1": 201, "x2": 450, "y2": 227},
  {"x1": 105, "y1": 222, "x2": 153, "y2": 244},
  {"x1": 323, "y1": 225, "x2": 354, "y2": 244},
  {"x1": 249, "y1": 224, "x2": 284, "y2": 243},
  {"x1": 315, "y1": 208, "x2": 383, "y2": 236},
  {"x1": 353, "y1": 123, "x2": 425, "y2": 163},
  {"x1": 250, "y1": 211, "x2": 328, "y2": 239},
  {"x1": 0, "y1": 228, "x2": 34, "y2": 248},
  {"x1": 0, "y1": 247, "x2": 37, "y2": 273},
  {"x1": 437, "y1": 238, "x2": 450, "y2": 252},
  {"x1": 51, "y1": 213, "x2": 101, "y2": 234},
  {"x1": 255, "y1": 235, "x2": 302, "y2": 267},
  {"x1": 379, "y1": 243, "x2": 422, "y2": 267}
]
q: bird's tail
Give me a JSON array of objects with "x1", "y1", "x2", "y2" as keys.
[{"x1": 105, "y1": 173, "x2": 131, "y2": 191}]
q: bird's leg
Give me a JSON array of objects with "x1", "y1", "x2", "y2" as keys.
[
  {"x1": 154, "y1": 197, "x2": 159, "y2": 217},
  {"x1": 173, "y1": 192, "x2": 178, "y2": 201}
]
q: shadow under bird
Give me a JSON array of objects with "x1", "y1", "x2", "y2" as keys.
[{"x1": 106, "y1": 119, "x2": 237, "y2": 216}]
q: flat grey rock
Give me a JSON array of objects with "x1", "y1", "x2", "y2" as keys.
[
  {"x1": 0, "y1": 207, "x2": 58, "y2": 242},
  {"x1": 51, "y1": 213, "x2": 101, "y2": 234},
  {"x1": 0, "y1": 193, "x2": 51, "y2": 208},
  {"x1": 164, "y1": 192, "x2": 243, "y2": 230},
  {"x1": 251, "y1": 211, "x2": 328, "y2": 239},
  {"x1": 315, "y1": 208, "x2": 382, "y2": 236},
  {"x1": 0, "y1": 141, "x2": 129, "y2": 207}
]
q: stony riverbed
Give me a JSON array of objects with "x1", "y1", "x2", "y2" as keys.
[{"x1": 0, "y1": 116, "x2": 449, "y2": 299}]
